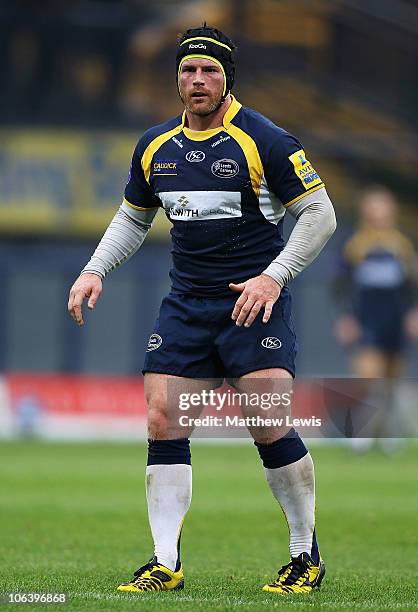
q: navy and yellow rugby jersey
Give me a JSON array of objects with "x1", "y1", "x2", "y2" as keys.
[
  {"x1": 343, "y1": 228, "x2": 415, "y2": 290},
  {"x1": 124, "y1": 96, "x2": 324, "y2": 296},
  {"x1": 343, "y1": 227, "x2": 415, "y2": 307},
  {"x1": 340, "y1": 228, "x2": 416, "y2": 348}
]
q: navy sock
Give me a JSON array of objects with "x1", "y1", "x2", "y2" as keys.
[
  {"x1": 147, "y1": 438, "x2": 191, "y2": 466},
  {"x1": 254, "y1": 428, "x2": 308, "y2": 469},
  {"x1": 310, "y1": 528, "x2": 319, "y2": 564},
  {"x1": 175, "y1": 526, "x2": 183, "y2": 572}
]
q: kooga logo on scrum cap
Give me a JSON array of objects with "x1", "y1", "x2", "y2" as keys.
[{"x1": 189, "y1": 43, "x2": 206, "y2": 49}]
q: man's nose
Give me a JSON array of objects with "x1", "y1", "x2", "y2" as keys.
[{"x1": 192, "y1": 69, "x2": 205, "y2": 85}]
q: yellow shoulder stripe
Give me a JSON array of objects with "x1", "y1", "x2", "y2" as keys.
[
  {"x1": 141, "y1": 123, "x2": 184, "y2": 184},
  {"x1": 393, "y1": 231, "x2": 416, "y2": 264},
  {"x1": 345, "y1": 228, "x2": 416, "y2": 266},
  {"x1": 284, "y1": 183, "x2": 325, "y2": 208},
  {"x1": 223, "y1": 96, "x2": 242, "y2": 126},
  {"x1": 228, "y1": 124, "x2": 263, "y2": 197}
]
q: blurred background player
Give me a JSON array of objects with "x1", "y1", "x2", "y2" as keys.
[{"x1": 334, "y1": 185, "x2": 418, "y2": 447}]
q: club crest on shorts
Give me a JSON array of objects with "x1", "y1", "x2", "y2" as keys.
[
  {"x1": 147, "y1": 334, "x2": 163, "y2": 351},
  {"x1": 261, "y1": 336, "x2": 282, "y2": 349}
]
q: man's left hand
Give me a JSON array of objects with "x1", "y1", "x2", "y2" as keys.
[{"x1": 229, "y1": 274, "x2": 282, "y2": 327}]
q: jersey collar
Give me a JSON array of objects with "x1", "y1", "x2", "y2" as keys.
[{"x1": 182, "y1": 95, "x2": 242, "y2": 141}]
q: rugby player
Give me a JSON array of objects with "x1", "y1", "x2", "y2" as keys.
[
  {"x1": 334, "y1": 186, "x2": 418, "y2": 447},
  {"x1": 68, "y1": 25, "x2": 336, "y2": 595},
  {"x1": 335, "y1": 185, "x2": 418, "y2": 378}
]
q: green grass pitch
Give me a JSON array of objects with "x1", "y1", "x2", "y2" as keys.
[{"x1": 0, "y1": 441, "x2": 417, "y2": 611}]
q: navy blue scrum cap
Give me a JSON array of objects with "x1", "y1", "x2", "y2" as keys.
[{"x1": 176, "y1": 25, "x2": 236, "y2": 99}]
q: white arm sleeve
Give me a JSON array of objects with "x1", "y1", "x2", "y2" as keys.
[
  {"x1": 81, "y1": 201, "x2": 159, "y2": 278},
  {"x1": 263, "y1": 187, "x2": 336, "y2": 287}
]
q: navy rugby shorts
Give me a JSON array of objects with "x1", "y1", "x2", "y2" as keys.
[
  {"x1": 143, "y1": 287, "x2": 297, "y2": 378},
  {"x1": 358, "y1": 318, "x2": 404, "y2": 352}
]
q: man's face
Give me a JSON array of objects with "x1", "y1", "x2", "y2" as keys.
[
  {"x1": 360, "y1": 192, "x2": 397, "y2": 229},
  {"x1": 179, "y1": 58, "x2": 224, "y2": 117}
]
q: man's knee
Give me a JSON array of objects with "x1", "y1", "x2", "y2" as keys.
[{"x1": 147, "y1": 391, "x2": 168, "y2": 440}]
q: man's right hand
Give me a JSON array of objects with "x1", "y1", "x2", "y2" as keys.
[{"x1": 68, "y1": 273, "x2": 103, "y2": 327}]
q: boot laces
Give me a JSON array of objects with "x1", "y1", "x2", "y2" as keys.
[
  {"x1": 128, "y1": 557, "x2": 169, "y2": 590},
  {"x1": 277, "y1": 555, "x2": 310, "y2": 585}
]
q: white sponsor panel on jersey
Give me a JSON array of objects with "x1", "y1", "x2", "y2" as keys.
[
  {"x1": 159, "y1": 191, "x2": 242, "y2": 221},
  {"x1": 354, "y1": 259, "x2": 404, "y2": 289}
]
